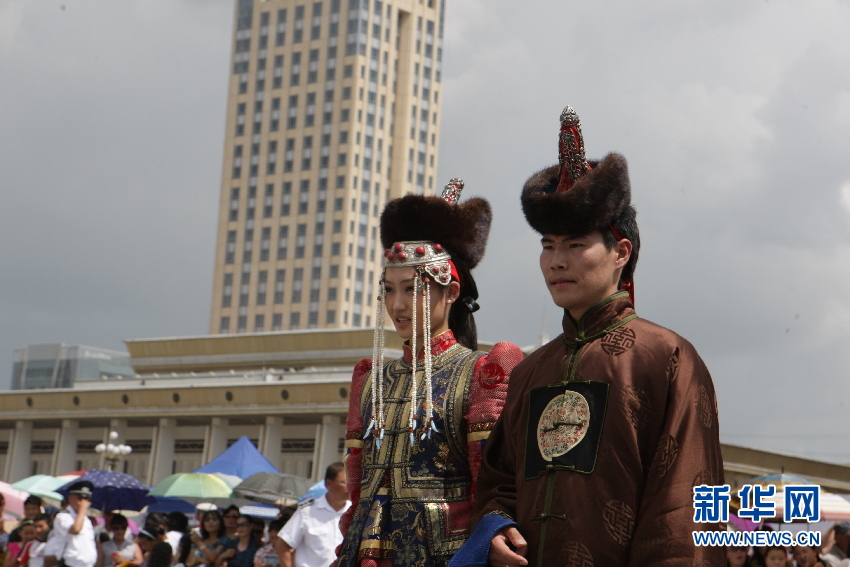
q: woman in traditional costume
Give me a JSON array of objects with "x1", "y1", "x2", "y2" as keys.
[{"x1": 336, "y1": 180, "x2": 523, "y2": 567}]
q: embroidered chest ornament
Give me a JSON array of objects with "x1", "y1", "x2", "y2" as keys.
[
  {"x1": 537, "y1": 390, "x2": 590, "y2": 461},
  {"x1": 525, "y1": 381, "x2": 609, "y2": 479},
  {"x1": 367, "y1": 179, "x2": 493, "y2": 449}
]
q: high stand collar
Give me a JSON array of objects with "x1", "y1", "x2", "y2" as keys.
[{"x1": 562, "y1": 291, "x2": 637, "y2": 347}]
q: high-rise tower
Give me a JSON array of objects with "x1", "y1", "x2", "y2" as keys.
[{"x1": 210, "y1": 0, "x2": 445, "y2": 334}]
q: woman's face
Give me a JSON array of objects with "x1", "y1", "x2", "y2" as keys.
[
  {"x1": 235, "y1": 517, "x2": 250, "y2": 539},
  {"x1": 137, "y1": 537, "x2": 154, "y2": 553},
  {"x1": 383, "y1": 267, "x2": 458, "y2": 341},
  {"x1": 111, "y1": 524, "x2": 127, "y2": 542},
  {"x1": 19, "y1": 525, "x2": 36, "y2": 543},
  {"x1": 765, "y1": 548, "x2": 787, "y2": 567},
  {"x1": 203, "y1": 514, "x2": 221, "y2": 534},
  {"x1": 726, "y1": 546, "x2": 748, "y2": 567}
]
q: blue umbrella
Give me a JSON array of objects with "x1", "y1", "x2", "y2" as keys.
[
  {"x1": 57, "y1": 469, "x2": 155, "y2": 512},
  {"x1": 298, "y1": 481, "x2": 327, "y2": 503},
  {"x1": 146, "y1": 496, "x2": 197, "y2": 514}
]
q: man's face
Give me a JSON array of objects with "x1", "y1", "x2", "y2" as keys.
[
  {"x1": 24, "y1": 503, "x2": 40, "y2": 520},
  {"x1": 325, "y1": 470, "x2": 349, "y2": 500},
  {"x1": 836, "y1": 532, "x2": 850, "y2": 553},
  {"x1": 539, "y1": 231, "x2": 630, "y2": 320}
]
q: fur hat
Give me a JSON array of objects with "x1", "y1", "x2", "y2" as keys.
[
  {"x1": 380, "y1": 189, "x2": 492, "y2": 269},
  {"x1": 521, "y1": 153, "x2": 632, "y2": 236},
  {"x1": 521, "y1": 106, "x2": 632, "y2": 237}
]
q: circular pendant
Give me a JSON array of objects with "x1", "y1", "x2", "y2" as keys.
[{"x1": 536, "y1": 391, "x2": 590, "y2": 461}]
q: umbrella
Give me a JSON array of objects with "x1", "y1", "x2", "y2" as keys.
[
  {"x1": 299, "y1": 481, "x2": 327, "y2": 503},
  {"x1": 233, "y1": 473, "x2": 313, "y2": 507},
  {"x1": 0, "y1": 481, "x2": 29, "y2": 517},
  {"x1": 239, "y1": 504, "x2": 280, "y2": 519},
  {"x1": 731, "y1": 473, "x2": 850, "y2": 522},
  {"x1": 148, "y1": 473, "x2": 247, "y2": 506},
  {"x1": 56, "y1": 469, "x2": 155, "y2": 512},
  {"x1": 146, "y1": 496, "x2": 197, "y2": 514},
  {"x1": 11, "y1": 474, "x2": 68, "y2": 504}
]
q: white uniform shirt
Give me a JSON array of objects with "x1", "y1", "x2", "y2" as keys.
[
  {"x1": 51, "y1": 508, "x2": 97, "y2": 567},
  {"x1": 278, "y1": 495, "x2": 350, "y2": 567}
]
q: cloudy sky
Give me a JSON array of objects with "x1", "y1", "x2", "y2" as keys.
[{"x1": 2, "y1": 0, "x2": 850, "y2": 464}]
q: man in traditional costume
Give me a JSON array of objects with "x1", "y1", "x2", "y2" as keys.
[
  {"x1": 337, "y1": 180, "x2": 524, "y2": 567},
  {"x1": 452, "y1": 107, "x2": 725, "y2": 567}
]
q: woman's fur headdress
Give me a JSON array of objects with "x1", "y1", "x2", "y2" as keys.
[{"x1": 380, "y1": 183, "x2": 492, "y2": 269}]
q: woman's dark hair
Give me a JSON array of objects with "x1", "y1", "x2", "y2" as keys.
[
  {"x1": 248, "y1": 516, "x2": 264, "y2": 542},
  {"x1": 446, "y1": 258, "x2": 479, "y2": 351},
  {"x1": 177, "y1": 533, "x2": 193, "y2": 565},
  {"x1": 110, "y1": 513, "x2": 128, "y2": 529},
  {"x1": 268, "y1": 518, "x2": 286, "y2": 533},
  {"x1": 147, "y1": 542, "x2": 174, "y2": 567},
  {"x1": 200, "y1": 510, "x2": 225, "y2": 540}
]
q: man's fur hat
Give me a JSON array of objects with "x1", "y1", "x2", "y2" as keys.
[
  {"x1": 521, "y1": 153, "x2": 633, "y2": 237},
  {"x1": 521, "y1": 106, "x2": 633, "y2": 237},
  {"x1": 521, "y1": 106, "x2": 640, "y2": 297},
  {"x1": 380, "y1": 192, "x2": 492, "y2": 269}
]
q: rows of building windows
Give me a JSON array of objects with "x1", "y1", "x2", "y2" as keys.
[
  {"x1": 218, "y1": 307, "x2": 372, "y2": 333},
  {"x1": 216, "y1": 0, "x2": 444, "y2": 334},
  {"x1": 225, "y1": 179, "x2": 386, "y2": 227}
]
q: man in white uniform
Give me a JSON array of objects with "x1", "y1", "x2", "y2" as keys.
[
  {"x1": 275, "y1": 463, "x2": 350, "y2": 567},
  {"x1": 44, "y1": 482, "x2": 97, "y2": 567}
]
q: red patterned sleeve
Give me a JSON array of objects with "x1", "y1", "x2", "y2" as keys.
[
  {"x1": 339, "y1": 358, "x2": 372, "y2": 539},
  {"x1": 465, "y1": 342, "x2": 524, "y2": 498}
]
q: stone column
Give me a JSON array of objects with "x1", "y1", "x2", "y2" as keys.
[
  {"x1": 261, "y1": 416, "x2": 284, "y2": 470},
  {"x1": 311, "y1": 415, "x2": 344, "y2": 482},
  {"x1": 51, "y1": 419, "x2": 78, "y2": 476},
  {"x1": 203, "y1": 418, "x2": 229, "y2": 465},
  {"x1": 148, "y1": 418, "x2": 177, "y2": 485},
  {"x1": 4, "y1": 420, "x2": 33, "y2": 482}
]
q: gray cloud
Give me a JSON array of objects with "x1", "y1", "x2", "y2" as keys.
[{"x1": 2, "y1": 0, "x2": 849, "y2": 463}]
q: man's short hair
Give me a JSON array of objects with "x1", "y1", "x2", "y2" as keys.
[
  {"x1": 600, "y1": 205, "x2": 640, "y2": 285},
  {"x1": 167, "y1": 511, "x2": 189, "y2": 533},
  {"x1": 34, "y1": 513, "x2": 52, "y2": 526},
  {"x1": 268, "y1": 518, "x2": 286, "y2": 532},
  {"x1": 834, "y1": 521, "x2": 850, "y2": 536},
  {"x1": 325, "y1": 462, "x2": 345, "y2": 481},
  {"x1": 24, "y1": 496, "x2": 43, "y2": 508}
]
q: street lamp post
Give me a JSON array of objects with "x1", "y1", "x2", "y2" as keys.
[{"x1": 95, "y1": 431, "x2": 132, "y2": 471}]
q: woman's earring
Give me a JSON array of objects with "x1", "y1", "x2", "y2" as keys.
[{"x1": 447, "y1": 300, "x2": 452, "y2": 303}]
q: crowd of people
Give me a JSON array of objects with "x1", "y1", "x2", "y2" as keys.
[
  {"x1": 726, "y1": 522, "x2": 850, "y2": 567},
  {"x1": 0, "y1": 468, "x2": 350, "y2": 567}
]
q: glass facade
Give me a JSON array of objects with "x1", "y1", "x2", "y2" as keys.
[{"x1": 11, "y1": 344, "x2": 135, "y2": 390}]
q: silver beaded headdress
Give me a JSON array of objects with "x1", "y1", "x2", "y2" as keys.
[{"x1": 367, "y1": 179, "x2": 464, "y2": 447}]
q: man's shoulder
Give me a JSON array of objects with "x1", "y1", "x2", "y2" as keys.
[
  {"x1": 629, "y1": 316, "x2": 702, "y2": 355},
  {"x1": 511, "y1": 335, "x2": 564, "y2": 374},
  {"x1": 53, "y1": 510, "x2": 73, "y2": 529}
]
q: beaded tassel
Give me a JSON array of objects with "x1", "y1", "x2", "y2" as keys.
[
  {"x1": 368, "y1": 275, "x2": 387, "y2": 447},
  {"x1": 421, "y1": 275, "x2": 436, "y2": 439},
  {"x1": 408, "y1": 273, "x2": 420, "y2": 444}
]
